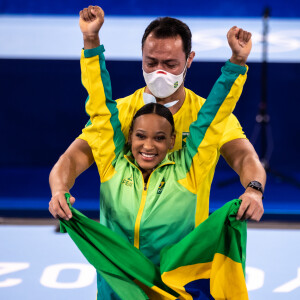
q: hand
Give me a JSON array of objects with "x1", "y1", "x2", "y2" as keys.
[
  {"x1": 49, "y1": 191, "x2": 76, "y2": 220},
  {"x1": 227, "y1": 26, "x2": 252, "y2": 66},
  {"x1": 79, "y1": 5, "x2": 104, "y2": 37},
  {"x1": 236, "y1": 188, "x2": 264, "y2": 221}
]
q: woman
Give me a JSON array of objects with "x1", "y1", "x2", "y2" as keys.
[{"x1": 77, "y1": 49, "x2": 247, "y2": 298}]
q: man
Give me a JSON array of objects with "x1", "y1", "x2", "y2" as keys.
[{"x1": 49, "y1": 6, "x2": 265, "y2": 224}]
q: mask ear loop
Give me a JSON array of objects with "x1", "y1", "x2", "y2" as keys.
[
  {"x1": 182, "y1": 59, "x2": 189, "y2": 81},
  {"x1": 182, "y1": 52, "x2": 191, "y2": 80}
]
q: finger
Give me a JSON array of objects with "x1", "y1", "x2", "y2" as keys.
[
  {"x1": 51, "y1": 201, "x2": 69, "y2": 220},
  {"x1": 242, "y1": 30, "x2": 248, "y2": 43},
  {"x1": 59, "y1": 197, "x2": 73, "y2": 219},
  {"x1": 250, "y1": 212, "x2": 261, "y2": 222},
  {"x1": 242, "y1": 202, "x2": 256, "y2": 220},
  {"x1": 236, "y1": 197, "x2": 250, "y2": 220},
  {"x1": 92, "y1": 6, "x2": 104, "y2": 19},
  {"x1": 242, "y1": 199, "x2": 264, "y2": 221},
  {"x1": 237, "y1": 28, "x2": 243, "y2": 40},
  {"x1": 238, "y1": 29, "x2": 247, "y2": 47},
  {"x1": 79, "y1": 10, "x2": 83, "y2": 19},
  {"x1": 246, "y1": 32, "x2": 252, "y2": 43},
  {"x1": 250, "y1": 206, "x2": 264, "y2": 222},
  {"x1": 227, "y1": 26, "x2": 238, "y2": 39},
  {"x1": 48, "y1": 204, "x2": 58, "y2": 219},
  {"x1": 82, "y1": 8, "x2": 89, "y2": 22},
  {"x1": 87, "y1": 5, "x2": 96, "y2": 20},
  {"x1": 70, "y1": 196, "x2": 76, "y2": 206}
]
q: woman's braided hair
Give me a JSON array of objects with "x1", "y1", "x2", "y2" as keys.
[{"x1": 130, "y1": 103, "x2": 175, "y2": 134}]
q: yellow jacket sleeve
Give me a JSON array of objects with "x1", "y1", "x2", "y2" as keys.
[
  {"x1": 79, "y1": 45, "x2": 125, "y2": 182},
  {"x1": 179, "y1": 61, "x2": 248, "y2": 193}
]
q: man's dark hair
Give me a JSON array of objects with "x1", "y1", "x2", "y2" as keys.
[
  {"x1": 142, "y1": 17, "x2": 192, "y2": 59},
  {"x1": 130, "y1": 103, "x2": 175, "y2": 134}
]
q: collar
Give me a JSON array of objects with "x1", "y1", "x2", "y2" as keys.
[{"x1": 143, "y1": 92, "x2": 179, "y2": 108}]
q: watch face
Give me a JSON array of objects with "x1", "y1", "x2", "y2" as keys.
[
  {"x1": 252, "y1": 181, "x2": 262, "y2": 188},
  {"x1": 248, "y1": 181, "x2": 263, "y2": 193}
]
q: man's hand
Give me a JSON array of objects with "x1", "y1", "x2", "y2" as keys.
[
  {"x1": 49, "y1": 191, "x2": 76, "y2": 220},
  {"x1": 220, "y1": 139, "x2": 266, "y2": 222},
  {"x1": 79, "y1": 5, "x2": 104, "y2": 49},
  {"x1": 236, "y1": 188, "x2": 264, "y2": 222},
  {"x1": 227, "y1": 26, "x2": 252, "y2": 66},
  {"x1": 79, "y1": 5, "x2": 104, "y2": 36},
  {"x1": 49, "y1": 139, "x2": 94, "y2": 220}
]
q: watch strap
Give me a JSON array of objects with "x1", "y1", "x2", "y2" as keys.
[{"x1": 246, "y1": 181, "x2": 264, "y2": 195}]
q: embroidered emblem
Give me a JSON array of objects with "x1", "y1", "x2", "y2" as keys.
[
  {"x1": 157, "y1": 180, "x2": 165, "y2": 194},
  {"x1": 121, "y1": 176, "x2": 133, "y2": 187},
  {"x1": 182, "y1": 132, "x2": 190, "y2": 147},
  {"x1": 174, "y1": 81, "x2": 178, "y2": 88}
]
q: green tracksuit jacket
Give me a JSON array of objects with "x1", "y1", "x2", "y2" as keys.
[{"x1": 79, "y1": 45, "x2": 247, "y2": 298}]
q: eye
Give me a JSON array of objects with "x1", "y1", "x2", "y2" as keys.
[
  {"x1": 166, "y1": 64, "x2": 177, "y2": 69},
  {"x1": 136, "y1": 133, "x2": 145, "y2": 139},
  {"x1": 155, "y1": 136, "x2": 166, "y2": 141},
  {"x1": 147, "y1": 62, "x2": 157, "y2": 68}
]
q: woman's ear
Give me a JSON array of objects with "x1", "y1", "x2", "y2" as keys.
[
  {"x1": 128, "y1": 130, "x2": 132, "y2": 145},
  {"x1": 169, "y1": 134, "x2": 176, "y2": 150}
]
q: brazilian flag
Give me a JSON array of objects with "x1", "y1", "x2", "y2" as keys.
[{"x1": 60, "y1": 195, "x2": 248, "y2": 300}]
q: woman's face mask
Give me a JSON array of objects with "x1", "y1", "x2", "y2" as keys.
[{"x1": 143, "y1": 62, "x2": 187, "y2": 99}]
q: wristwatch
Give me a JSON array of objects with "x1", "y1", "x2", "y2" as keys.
[{"x1": 246, "y1": 181, "x2": 264, "y2": 195}]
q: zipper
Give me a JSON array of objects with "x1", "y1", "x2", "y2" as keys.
[{"x1": 123, "y1": 155, "x2": 175, "y2": 249}]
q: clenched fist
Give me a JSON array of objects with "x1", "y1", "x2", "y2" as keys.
[
  {"x1": 80, "y1": 6, "x2": 104, "y2": 49},
  {"x1": 79, "y1": 5, "x2": 104, "y2": 36},
  {"x1": 227, "y1": 26, "x2": 252, "y2": 66}
]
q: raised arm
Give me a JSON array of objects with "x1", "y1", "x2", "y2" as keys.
[
  {"x1": 49, "y1": 6, "x2": 124, "y2": 220},
  {"x1": 223, "y1": 27, "x2": 265, "y2": 221},
  {"x1": 181, "y1": 27, "x2": 251, "y2": 190},
  {"x1": 79, "y1": 6, "x2": 125, "y2": 180},
  {"x1": 80, "y1": 45, "x2": 126, "y2": 177},
  {"x1": 185, "y1": 61, "x2": 247, "y2": 171},
  {"x1": 79, "y1": 5, "x2": 103, "y2": 49}
]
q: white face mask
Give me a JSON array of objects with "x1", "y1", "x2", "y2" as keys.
[{"x1": 143, "y1": 63, "x2": 187, "y2": 99}]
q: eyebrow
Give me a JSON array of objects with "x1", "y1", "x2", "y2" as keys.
[
  {"x1": 145, "y1": 56, "x2": 178, "y2": 63},
  {"x1": 136, "y1": 129, "x2": 167, "y2": 135}
]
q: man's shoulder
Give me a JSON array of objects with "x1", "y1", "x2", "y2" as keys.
[
  {"x1": 116, "y1": 87, "x2": 145, "y2": 106},
  {"x1": 115, "y1": 87, "x2": 145, "y2": 134},
  {"x1": 184, "y1": 88, "x2": 206, "y2": 109}
]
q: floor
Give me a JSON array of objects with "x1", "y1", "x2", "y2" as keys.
[
  {"x1": 0, "y1": 166, "x2": 300, "y2": 299},
  {"x1": 0, "y1": 222, "x2": 300, "y2": 300}
]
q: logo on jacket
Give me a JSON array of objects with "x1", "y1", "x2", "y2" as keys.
[
  {"x1": 182, "y1": 132, "x2": 190, "y2": 147},
  {"x1": 157, "y1": 179, "x2": 166, "y2": 194},
  {"x1": 121, "y1": 176, "x2": 133, "y2": 187}
]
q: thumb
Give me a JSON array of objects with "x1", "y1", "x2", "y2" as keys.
[
  {"x1": 92, "y1": 6, "x2": 104, "y2": 19},
  {"x1": 70, "y1": 196, "x2": 76, "y2": 206},
  {"x1": 227, "y1": 26, "x2": 238, "y2": 40}
]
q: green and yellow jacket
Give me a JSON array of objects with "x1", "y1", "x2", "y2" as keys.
[{"x1": 79, "y1": 45, "x2": 247, "y2": 265}]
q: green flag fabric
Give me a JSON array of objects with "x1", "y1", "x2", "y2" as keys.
[{"x1": 60, "y1": 195, "x2": 248, "y2": 300}]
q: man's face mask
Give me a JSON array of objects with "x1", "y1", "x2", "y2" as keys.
[{"x1": 143, "y1": 61, "x2": 188, "y2": 99}]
